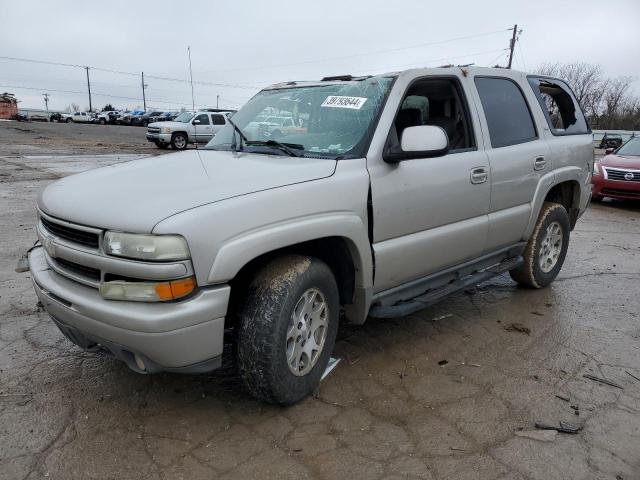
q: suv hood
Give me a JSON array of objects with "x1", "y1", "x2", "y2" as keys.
[
  {"x1": 39, "y1": 150, "x2": 337, "y2": 232},
  {"x1": 600, "y1": 154, "x2": 640, "y2": 169}
]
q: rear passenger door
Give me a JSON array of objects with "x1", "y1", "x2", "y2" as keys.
[
  {"x1": 210, "y1": 114, "x2": 227, "y2": 136},
  {"x1": 471, "y1": 75, "x2": 551, "y2": 252}
]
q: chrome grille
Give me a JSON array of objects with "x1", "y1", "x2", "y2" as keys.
[
  {"x1": 40, "y1": 217, "x2": 100, "y2": 248},
  {"x1": 604, "y1": 168, "x2": 640, "y2": 182},
  {"x1": 147, "y1": 127, "x2": 160, "y2": 134},
  {"x1": 54, "y1": 257, "x2": 101, "y2": 282}
]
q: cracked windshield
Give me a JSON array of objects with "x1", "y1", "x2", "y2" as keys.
[{"x1": 206, "y1": 76, "x2": 393, "y2": 158}]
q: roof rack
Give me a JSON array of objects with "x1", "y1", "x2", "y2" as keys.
[{"x1": 320, "y1": 75, "x2": 372, "y2": 82}]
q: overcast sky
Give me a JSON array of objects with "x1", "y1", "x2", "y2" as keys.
[{"x1": 1, "y1": 0, "x2": 639, "y2": 111}]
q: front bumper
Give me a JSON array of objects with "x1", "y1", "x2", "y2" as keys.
[
  {"x1": 592, "y1": 175, "x2": 640, "y2": 200},
  {"x1": 29, "y1": 247, "x2": 230, "y2": 373},
  {"x1": 146, "y1": 132, "x2": 172, "y2": 144}
]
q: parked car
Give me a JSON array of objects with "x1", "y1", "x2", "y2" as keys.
[
  {"x1": 131, "y1": 111, "x2": 164, "y2": 127},
  {"x1": 118, "y1": 110, "x2": 145, "y2": 125},
  {"x1": 598, "y1": 133, "x2": 623, "y2": 149},
  {"x1": 29, "y1": 113, "x2": 50, "y2": 122},
  {"x1": 66, "y1": 112, "x2": 92, "y2": 123},
  {"x1": 146, "y1": 110, "x2": 232, "y2": 149},
  {"x1": 92, "y1": 111, "x2": 119, "y2": 125},
  {"x1": 49, "y1": 112, "x2": 64, "y2": 122},
  {"x1": 147, "y1": 111, "x2": 178, "y2": 124},
  {"x1": 592, "y1": 136, "x2": 640, "y2": 201},
  {"x1": 28, "y1": 67, "x2": 592, "y2": 404}
]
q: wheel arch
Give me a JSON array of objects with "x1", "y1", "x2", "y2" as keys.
[
  {"x1": 224, "y1": 234, "x2": 372, "y2": 327},
  {"x1": 544, "y1": 180, "x2": 582, "y2": 229}
]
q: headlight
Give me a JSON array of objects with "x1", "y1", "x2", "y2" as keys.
[
  {"x1": 160, "y1": 127, "x2": 171, "y2": 134},
  {"x1": 593, "y1": 161, "x2": 600, "y2": 175},
  {"x1": 100, "y1": 276, "x2": 196, "y2": 302},
  {"x1": 104, "y1": 232, "x2": 190, "y2": 261}
]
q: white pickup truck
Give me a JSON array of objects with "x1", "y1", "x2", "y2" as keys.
[
  {"x1": 146, "y1": 110, "x2": 235, "y2": 149},
  {"x1": 65, "y1": 112, "x2": 92, "y2": 123}
]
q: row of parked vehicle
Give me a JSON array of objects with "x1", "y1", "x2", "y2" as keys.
[{"x1": 16, "y1": 110, "x2": 184, "y2": 126}]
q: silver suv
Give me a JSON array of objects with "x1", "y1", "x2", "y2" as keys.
[{"x1": 29, "y1": 67, "x2": 592, "y2": 404}]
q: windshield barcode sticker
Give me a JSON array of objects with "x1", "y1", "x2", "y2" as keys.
[{"x1": 321, "y1": 96, "x2": 368, "y2": 109}]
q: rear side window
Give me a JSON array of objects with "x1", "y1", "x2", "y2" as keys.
[
  {"x1": 211, "y1": 114, "x2": 226, "y2": 125},
  {"x1": 528, "y1": 77, "x2": 590, "y2": 135},
  {"x1": 194, "y1": 114, "x2": 210, "y2": 125},
  {"x1": 475, "y1": 77, "x2": 537, "y2": 148}
]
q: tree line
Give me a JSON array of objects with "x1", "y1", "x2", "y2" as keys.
[{"x1": 537, "y1": 62, "x2": 639, "y2": 131}]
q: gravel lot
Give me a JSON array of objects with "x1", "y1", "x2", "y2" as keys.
[{"x1": 1, "y1": 124, "x2": 639, "y2": 480}]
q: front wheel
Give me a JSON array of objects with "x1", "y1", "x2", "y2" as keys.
[
  {"x1": 66, "y1": 118, "x2": 72, "y2": 123},
  {"x1": 171, "y1": 133, "x2": 188, "y2": 150},
  {"x1": 236, "y1": 255, "x2": 339, "y2": 405},
  {"x1": 510, "y1": 202, "x2": 570, "y2": 288}
]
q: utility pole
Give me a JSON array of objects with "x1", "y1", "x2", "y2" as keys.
[
  {"x1": 187, "y1": 46, "x2": 195, "y2": 112},
  {"x1": 141, "y1": 72, "x2": 147, "y2": 111},
  {"x1": 85, "y1": 66, "x2": 92, "y2": 111},
  {"x1": 507, "y1": 24, "x2": 518, "y2": 69},
  {"x1": 216, "y1": 95, "x2": 219, "y2": 109},
  {"x1": 42, "y1": 93, "x2": 50, "y2": 111}
]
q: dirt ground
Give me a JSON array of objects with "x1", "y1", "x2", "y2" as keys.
[
  {"x1": 1, "y1": 124, "x2": 639, "y2": 480},
  {"x1": 0, "y1": 120, "x2": 177, "y2": 156}
]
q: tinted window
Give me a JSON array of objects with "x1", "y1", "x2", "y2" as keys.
[
  {"x1": 528, "y1": 77, "x2": 589, "y2": 135},
  {"x1": 211, "y1": 114, "x2": 226, "y2": 125},
  {"x1": 475, "y1": 77, "x2": 537, "y2": 148},
  {"x1": 194, "y1": 114, "x2": 210, "y2": 125}
]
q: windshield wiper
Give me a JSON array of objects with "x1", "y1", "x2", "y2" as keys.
[
  {"x1": 227, "y1": 117, "x2": 248, "y2": 152},
  {"x1": 245, "y1": 140, "x2": 303, "y2": 157}
]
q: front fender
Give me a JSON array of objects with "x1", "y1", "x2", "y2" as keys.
[{"x1": 207, "y1": 213, "x2": 372, "y2": 289}]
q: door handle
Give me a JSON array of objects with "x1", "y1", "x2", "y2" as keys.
[
  {"x1": 534, "y1": 156, "x2": 546, "y2": 171},
  {"x1": 470, "y1": 167, "x2": 489, "y2": 184}
]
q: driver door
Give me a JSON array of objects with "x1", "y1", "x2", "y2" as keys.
[{"x1": 368, "y1": 74, "x2": 491, "y2": 293}]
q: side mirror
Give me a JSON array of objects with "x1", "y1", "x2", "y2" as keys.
[
  {"x1": 605, "y1": 148, "x2": 614, "y2": 155},
  {"x1": 383, "y1": 125, "x2": 449, "y2": 163},
  {"x1": 192, "y1": 119, "x2": 201, "y2": 125}
]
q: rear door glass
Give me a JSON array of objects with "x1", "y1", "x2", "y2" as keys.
[
  {"x1": 474, "y1": 77, "x2": 537, "y2": 148},
  {"x1": 527, "y1": 77, "x2": 590, "y2": 135}
]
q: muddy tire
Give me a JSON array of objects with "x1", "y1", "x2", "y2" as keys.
[
  {"x1": 171, "y1": 132, "x2": 188, "y2": 150},
  {"x1": 236, "y1": 255, "x2": 339, "y2": 405},
  {"x1": 510, "y1": 202, "x2": 570, "y2": 288}
]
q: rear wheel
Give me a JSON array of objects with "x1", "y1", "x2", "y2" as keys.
[
  {"x1": 171, "y1": 132, "x2": 188, "y2": 150},
  {"x1": 236, "y1": 255, "x2": 339, "y2": 405},
  {"x1": 510, "y1": 202, "x2": 570, "y2": 288}
]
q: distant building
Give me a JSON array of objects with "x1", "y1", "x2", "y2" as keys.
[{"x1": 0, "y1": 92, "x2": 18, "y2": 119}]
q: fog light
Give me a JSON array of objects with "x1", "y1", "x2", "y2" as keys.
[{"x1": 99, "y1": 276, "x2": 196, "y2": 302}]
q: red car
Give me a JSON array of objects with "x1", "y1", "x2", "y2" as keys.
[{"x1": 592, "y1": 136, "x2": 640, "y2": 201}]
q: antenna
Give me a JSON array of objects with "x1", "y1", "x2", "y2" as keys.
[{"x1": 188, "y1": 46, "x2": 198, "y2": 150}]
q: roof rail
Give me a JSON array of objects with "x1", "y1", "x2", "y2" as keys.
[{"x1": 320, "y1": 75, "x2": 371, "y2": 82}]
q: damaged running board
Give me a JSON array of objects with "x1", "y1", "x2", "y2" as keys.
[{"x1": 368, "y1": 254, "x2": 523, "y2": 319}]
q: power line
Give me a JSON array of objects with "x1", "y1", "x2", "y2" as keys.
[
  {"x1": 197, "y1": 28, "x2": 512, "y2": 74},
  {"x1": 0, "y1": 55, "x2": 258, "y2": 90},
  {"x1": 350, "y1": 48, "x2": 509, "y2": 76},
  {"x1": 0, "y1": 84, "x2": 215, "y2": 108}
]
